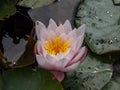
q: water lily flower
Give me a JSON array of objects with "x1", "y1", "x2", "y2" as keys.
[{"x1": 34, "y1": 19, "x2": 87, "y2": 82}]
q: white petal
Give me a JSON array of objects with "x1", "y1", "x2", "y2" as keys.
[
  {"x1": 36, "y1": 40, "x2": 42, "y2": 55},
  {"x1": 63, "y1": 20, "x2": 72, "y2": 34},
  {"x1": 76, "y1": 24, "x2": 86, "y2": 37},
  {"x1": 55, "y1": 24, "x2": 65, "y2": 36},
  {"x1": 35, "y1": 21, "x2": 46, "y2": 40},
  {"x1": 69, "y1": 47, "x2": 87, "y2": 65},
  {"x1": 48, "y1": 19, "x2": 57, "y2": 31},
  {"x1": 46, "y1": 54, "x2": 71, "y2": 71},
  {"x1": 63, "y1": 61, "x2": 80, "y2": 72},
  {"x1": 72, "y1": 35, "x2": 84, "y2": 52},
  {"x1": 67, "y1": 28, "x2": 77, "y2": 44},
  {"x1": 36, "y1": 55, "x2": 54, "y2": 70}
]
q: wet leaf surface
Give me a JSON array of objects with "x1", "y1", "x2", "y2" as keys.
[
  {"x1": 63, "y1": 51, "x2": 113, "y2": 90},
  {"x1": 102, "y1": 76, "x2": 120, "y2": 90},
  {"x1": 75, "y1": 0, "x2": 120, "y2": 54},
  {"x1": 2, "y1": 67, "x2": 63, "y2": 90}
]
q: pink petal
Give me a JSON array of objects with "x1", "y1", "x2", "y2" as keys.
[
  {"x1": 63, "y1": 61, "x2": 81, "y2": 72},
  {"x1": 67, "y1": 28, "x2": 77, "y2": 42},
  {"x1": 63, "y1": 20, "x2": 72, "y2": 34},
  {"x1": 35, "y1": 21, "x2": 46, "y2": 40},
  {"x1": 50, "y1": 71, "x2": 64, "y2": 82},
  {"x1": 59, "y1": 33, "x2": 67, "y2": 41},
  {"x1": 36, "y1": 55, "x2": 54, "y2": 70},
  {"x1": 36, "y1": 40, "x2": 47, "y2": 57},
  {"x1": 72, "y1": 35, "x2": 84, "y2": 52},
  {"x1": 46, "y1": 55, "x2": 70, "y2": 70},
  {"x1": 48, "y1": 19, "x2": 57, "y2": 31},
  {"x1": 76, "y1": 24, "x2": 86, "y2": 37},
  {"x1": 36, "y1": 40, "x2": 42, "y2": 55},
  {"x1": 68, "y1": 47, "x2": 87, "y2": 65},
  {"x1": 55, "y1": 24, "x2": 65, "y2": 36},
  {"x1": 65, "y1": 50, "x2": 75, "y2": 62}
]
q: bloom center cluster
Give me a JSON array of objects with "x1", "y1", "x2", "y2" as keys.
[{"x1": 45, "y1": 37, "x2": 70, "y2": 55}]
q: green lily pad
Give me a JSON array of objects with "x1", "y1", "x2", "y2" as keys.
[
  {"x1": 18, "y1": 0, "x2": 54, "y2": 8},
  {"x1": 12, "y1": 38, "x2": 36, "y2": 68},
  {"x1": 75, "y1": 0, "x2": 120, "y2": 54},
  {"x1": 0, "y1": 74, "x2": 3, "y2": 90},
  {"x1": 63, "y1": 51, "x2": 113, "y2": 90},
  {"x1": 0, "y1": 0, "x2": 17, "y2": 20},
  {"x1": 3, "y1": 67, "x2": 63, "y2": 90},
  {"x1": 102, "y1": 76, "x2": 120, "y2": 90}
]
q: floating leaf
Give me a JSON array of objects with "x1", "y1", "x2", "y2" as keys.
[
  {"x1": 0, "y1": 0, "x2": 18, "y2": 20},
  {"x1": 12, "y1": 38, "x2": 36, "y2": 68},
  {"x1": 18, "y1": 0, "x2": 54, "y2": 8},
  {"x1": 3, "y1": 67, "x2": 63, "y2": 90},
  {"x1": 63, "y1": 51, "x2": 113, "y2": 90},
  {"x1": 75, "y1": 0, "x2": 120, "y2": 54},
  {"x1": 102, "y1": 76, "x2": 120, "y2": 90}
]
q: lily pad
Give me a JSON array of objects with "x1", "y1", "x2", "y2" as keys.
[
  {"x1": 63, "y1": 51, "x2": 113, "y2": 90},
  {"x1": 102, "y1": 76, "x2": 120, "y2": 90},
  {"x1": 0, "y1": 0, "x2": 17, "y2": 20},
  {"x1": 75, "y1": 0, "x2": 120, "y2": 54},
  {"x1": 12, "y1": 38, "x2": 36, "y2": 68},
  {"x1": 18, "y1": 0, "x2": 54, "y2": 8},
  {"x1": 2, "y1": 67, "x2": 63, "y2": 90},
  {"x1": 0, "y1": 74, "x2": 3, "y2": 90}
]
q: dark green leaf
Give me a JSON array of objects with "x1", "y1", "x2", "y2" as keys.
[
  {"x1": 0, "y1": 0, "x2": 18, "y2": 20},
  {"x1": 3, "y1": 67, "x2": 63, "y2": 90},
  {"x1": 75, "y1": 0, "x2": 120, "y2": 54}
]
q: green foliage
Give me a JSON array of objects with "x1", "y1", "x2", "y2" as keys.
[
  {"x1": 2, "y1": 67, "x2": 63, "y2": 90},
  {"x1": 0, "y1": 0, "x2": 18, "y2": 20},
  {"x1": 102, "y1": 76, "x2": 120, "y2": 90},
  {"x1": 63, "y1": 51, "x2": 113, "y2": 90},
  {"x1": 18, "y1": 0, "x2": 54, "y2": 8},
  {"x1": 75, "y1": 0, "x2": 120, "y2": 54}
]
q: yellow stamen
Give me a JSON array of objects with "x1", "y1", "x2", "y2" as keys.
[{"x1": 45, "y1": 37, "x2": 70, "y2": 55}]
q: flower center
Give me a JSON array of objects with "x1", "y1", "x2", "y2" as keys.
[{"x1": 45, "y1": 37, "x2": 70, "y2": 55}]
